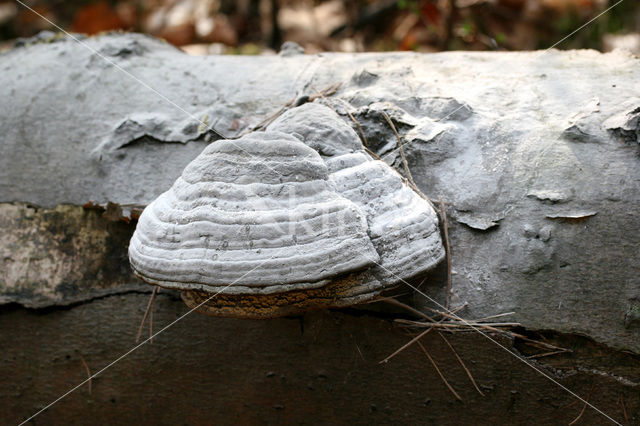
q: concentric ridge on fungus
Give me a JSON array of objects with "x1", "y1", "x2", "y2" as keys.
[
  {"x1": 129, "y1": 131, "x2": 379, "y2": 294},
  {"x1": 129, "y1": 104, "x2": 445, "y2": 318}
]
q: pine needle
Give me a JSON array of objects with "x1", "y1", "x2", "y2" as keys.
[
  {"x1": 381, "y1": 110, "x2": 418, "y2": 190},
  {"x1": 338, "y1": 99, "x2": 369, "y2": 148},
  {"x1": 439, "y1": 199, "x2": 453, "y2": 309},
  {"x1": 417, "y1": 340, "x2": 462, "y2": 401},
  {"x1": 569, "y1": 384, "x2": 595, "y2": 425},
  {"x1": 379, "y1": 327, "x2": 433, "y2": 364},
  {"x1": 526, "y1": 350, "x2": 569, "y2": 359},
  {"x1": 79, "y1": 354, "x2": 92, "y2": 395},
  {"x1": 149, "y1": 291, "x2": 155, "y2": 343},
  {"x1": 383, "y1": 298, "x2": 437, "y2": 322},
  {"x1": 136, "y1": 287, "x2": 158, "y2": 343},
  {"x1": 619, "y1": 394, "x2": 628, "y2": 424},
  {"x1": 438, "y1": 332, "x2": 485, "y2": 396}
]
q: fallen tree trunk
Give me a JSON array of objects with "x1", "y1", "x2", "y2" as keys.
[{"x1": 0, "y1": 33, "x2": 638, "y2": 424}]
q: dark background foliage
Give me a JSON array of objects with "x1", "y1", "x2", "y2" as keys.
[{"x1": 1, "y1": 0, "x2": 639, "y2": 54}]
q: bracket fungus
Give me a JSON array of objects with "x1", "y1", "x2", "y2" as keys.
[{"x1": 129, "y1": 103, "x2": 445, "y2": 318}]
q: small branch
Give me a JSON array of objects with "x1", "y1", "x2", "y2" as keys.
[
  {"x1": 417, "y1": 340, "x2": 462, "y2": 401},
  {"x1": 438, "y1": 332, "x2": 485, "y2": 396}
]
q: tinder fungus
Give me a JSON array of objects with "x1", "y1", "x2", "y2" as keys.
[{"x1": 129, "y1": 104, "x2": 444, "y2": 318}]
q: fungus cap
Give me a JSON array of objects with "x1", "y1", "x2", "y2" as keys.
[
  {"x1": 128, "y1": 131, "x2": 380, "y2": 295},
  {"x1": 129, "y1": 104, "x2": 445, "y2": 318}
]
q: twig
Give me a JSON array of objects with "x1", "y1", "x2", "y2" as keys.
[
  {"x1": 354, "y1": 342, "x2": 365, "y2": 361},
  {"x1": 472, "y1": 312, "x2": 516, "y2": 322},
  {"x1": 79, "y1": 354, "x2": 92, "y2": 395},
  {"x1": 309, "y1": 83, "x2": 341, "y2": 102},
  {"x1": 382, "y1": 302, "x2": 470, "y2": 363},
  {"x1": 380, "y1": 327, "x2": 432, "y2": 364},
  {"x1": 388, "y1": 300, "x2": 467, "y2": 325},
  {"x1": 338, "y1": 99, "x2": 369, "y2": 148},
  {"x1": 149, "y1": 291, "x2": 155, "y2": 343},
  {"x1": 439, "y1": 199, "x2": 452, "y2": 309},
  {"x1": 313, "y1": 95, "x2": 387, "y2": 164},
  {"x1": 350, "y1": 107, "x2": 440, "y2": 215},
  {"x1": 526, "y1": 350, "x2": 570, "y2": 359},
  {"x1": 510, "y1": 333, "x2": 571, "y2": 353},
  {"x1": 348, "y1": 111, "x2": 368, "y2": 147},
  {"x1": 417, "y1": 307, "x2": 521, "y2": 335},
  {"x1": 383, "y1": 298, "x2": 437, "y2": 322},
  {"x1": 422, "y1": 306, "x2": 465, "y2": 322},
  {"x1": 389, "y1": 303, "x2": 466, "y2": 322},
  {"x1": 312, "y1": 87, "x2": 383, "y2": 162},
  {"x1": 564, "y1": 400, "x2": 579, "y2": 409},
  {"x1": 396, "y1": 316, "x2": 517, "y2": 337},
  {"x1": 417, "y1": 340, "x2": 462, "y2": 401},
  {"x1": 385, "y1": 299, "x2": 572, "y2": 403},
  {"x1": 569, "y1": 384, "x2": 595, "y2": 425},
  {"x1": 364, "y1": 146, "x2": 384, "y2": 161},
  {"x1": 239, "y1": 96, "x2": 296, "y2": 136},
  {"x1": 438, "y1": 332, "x2": 485, "y2": 396},
  {"x1": 327, "y1": 99, "x2": 382, "y2": 161},
  {"x1": 395, "y1": 319, "x2": 521, "y2": 329},
  {"x1": 309, "y1": 84, "x2": 383, "y2": 164},
  {"x1": 239, "y1": 83, "x2": 342, "y2": 137},
  {"x1": 311, "y1": 85, "x2": 339, "y2": 113},
  {"x1": 136, "y1": 287, "x2": 158, "y2": 343},
  {"x1": 363, "y1": 292, "x2": 413, "y2": 304},
  {"x1": 381, "y1": 110, "x2": 417, "y2": 189},
  {"x1": 446, "y1": 304, "x2": 468, "y2": 316},
  {"x1": 466, "y1": 323, "x2": 522, "y2": 337}
]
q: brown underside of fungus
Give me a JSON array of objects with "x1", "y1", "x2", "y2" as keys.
[{"x1": 128, "y1": 103, "x2": 444, "y2": 318}]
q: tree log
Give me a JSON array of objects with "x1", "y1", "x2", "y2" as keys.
[{"x1": 1, "y1": 33, "x2": 638, "y2": 424}]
